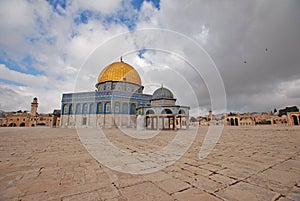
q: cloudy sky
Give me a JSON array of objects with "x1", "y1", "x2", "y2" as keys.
[{"x1": 0, "y1": 0, "x2": 299, "y2": 116}]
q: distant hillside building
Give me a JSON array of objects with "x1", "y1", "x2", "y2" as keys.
[
  {"x1": 0, "y1": 98, "x2": 61, "y2": 127},
  {"x1": 224, "y1": 111, "x2": 300, "y2": 126}
]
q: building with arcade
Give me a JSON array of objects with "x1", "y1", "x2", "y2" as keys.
[{"x1": 60, "y1": 58, "x2": 190, "y2": 129}]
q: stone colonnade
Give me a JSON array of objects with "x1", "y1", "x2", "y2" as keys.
[{"x1": 145, "y1": 114, "x2": 188, "y2": 130}]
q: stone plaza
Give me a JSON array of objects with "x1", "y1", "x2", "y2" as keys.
[{"x1": 0, "y1": 126, "x2": 299, "y2": 201}]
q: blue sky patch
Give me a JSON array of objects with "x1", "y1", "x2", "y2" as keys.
[
  {"x1": 46, "y1": 0, "x2": 67, "y2": 10},
  {"x1": 34, "y1": 11, "x2": 48, "y2": 36},
  {"x1": 73, "y1": 9, "x2": 102, "y2": 25},
  {"x1": 132, "y1": 0, "x2": 145, "y2": 10},
  {"x1": 138, "y1": 49, "x2": 146, "y2": 59},
  {"x1": 74, "y1": 10, "x2": 93, "y2": 25},
  {"x1": 132, "y1": 0, "x2": 160, "y2": 10},
  {"x1": 0, "y1": 53, "x2": 44, "y2": 76},
  {"x1": 0, "y1": 78, "x2": 26, "y2": 87},
  {"x1": 46, "y1": 0, "x2": 68, "y2": 15},
  {"x1": 73, "y1": 0, "x2": 160, "y2": 30}
]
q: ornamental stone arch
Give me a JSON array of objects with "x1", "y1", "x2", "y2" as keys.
[
  {"x1": 157, "y1": 107, "x2": 175, "y2": 114},
  {"x1": 161, "y1": 108, "x2": 173, "y2": 114},
  {"x1": 172, "y1": 107, "x2": 179, "y2": 114},
  {"x1": 145, "y1": 109, "x2": 155, "y2": 115},
  {"x1": 179, "y1": 109, "x2": 186, "y2": 114}
]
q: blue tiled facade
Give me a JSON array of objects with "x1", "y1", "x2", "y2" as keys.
[{"x1": 61, "y1": 91, "x2": 152, "y2": 115}]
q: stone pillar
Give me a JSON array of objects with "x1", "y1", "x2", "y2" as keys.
[{"x1": 151, "y1": 117, "x2": 154, "y2": 129}]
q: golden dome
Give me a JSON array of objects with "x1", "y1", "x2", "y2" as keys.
[{"x1": 97, "y1": 60, "x2": 142, "y2": 86}]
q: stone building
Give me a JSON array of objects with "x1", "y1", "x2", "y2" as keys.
[
  {"x1": 287, "y1": 112, "x2": 300, "y2": 125},
  {"x1": 224, "y1": 112, "x2": 290, "y2": 126},
  {"x1": 0, "y1": 98, "x2": 61, "y2": 127},
  {"x1": 60, "y1": 58, "x2": 189, "y2": 129}
]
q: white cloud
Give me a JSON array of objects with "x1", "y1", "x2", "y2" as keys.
[
  {"x1": 0, "y1": 0, "x2": 299, "y2": 115},
  {"x1": 193, "y1": 25, "x2": 209, "y2": 45},
  {"x1": 0, "y1": 64, "x2": 74, "y2": 112},
  {"x1": 74, "y1": 1, "x2": 121, "y2": 15}
]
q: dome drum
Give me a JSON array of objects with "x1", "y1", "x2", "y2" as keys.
[
  {"x1": 151, "y1": 87, "x2": 176, "y2": 106},
  {"x1": 96, "y1": 60, "x2": 142, "y2": 87},
  {"x1": 152, "y1": 87, "x2": 174, "y2": 100},
  {"x1": 96, "y1": 80, "x2": 144, "y2": 93}
]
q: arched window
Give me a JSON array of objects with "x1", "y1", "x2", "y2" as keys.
[
  {"x1": 83, "y1": 103, "x2": 88, "y2": 114},
  {"x1": 130, "y1": 103, "x2": 136, "y2": 114},
  {"x1": 105, "y1": 102, "x2": 111, "y2": 113},
  {"x1": 90, "y1": 103, "x2": 95, "y2": 113},
  {"x1": 76, "y1": 104, "x2": 81, "y2": 114},
  {"x1": 114, "y1": 102, "x2": 120, "y2": 113},
  {"x1": 69, "y1": 104, "x2": 74, "y2": 114},
  {"x1": 123, "y1": 103, "x2": 128, "y2": 113},
  {"x1": 97, "y1": 102, "x2": 103, "y2": 113},
  {"x1": 63, "y1": 104, "x2": 68, "y2": 114}
]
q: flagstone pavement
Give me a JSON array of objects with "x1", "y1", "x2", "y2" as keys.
[{"x1": 0, "y1": 126, "x2": 299, "y2": 201}]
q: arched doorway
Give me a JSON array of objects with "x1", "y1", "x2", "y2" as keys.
[
  {"x1": 230, "y1": 118, "x2": 235, "y2": 126},
  {"x1": 161, "y1": 109, "x2": 173, "y2": 129},
  {"x1": 8, "y1": 123, "x2": 16, "y2": 127},
  {"x1": 19, "y1": 122, "x2": 25, "y2": 127},
  {"x1": 235, "y1": 118, "x2": 239, "y2": 126},
  {"x1": 292, "y1": 115, "x2": 299, "y2": 125},
  {"x1": 145, "y1": 109, "x2": 155, "y2": 129},
  {"x1": 130, "y1": 103, "x2": 136, "y2": 114}
]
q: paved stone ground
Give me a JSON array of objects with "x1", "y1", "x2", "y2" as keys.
[{"x1": 0, "y1": 126, "x2": 299, "y2": 201}]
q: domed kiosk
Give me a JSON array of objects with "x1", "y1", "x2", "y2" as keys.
[
  {"x1": 137, "y1": 86, "x2": 190, "y2": 130},
  {"x1": 60, "y1": 58, "x2": 189, "y2": 129}
]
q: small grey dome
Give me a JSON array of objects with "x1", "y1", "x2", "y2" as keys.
[{"x1": 152, "y1": 87, "x2": 174, "y2": 100}]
